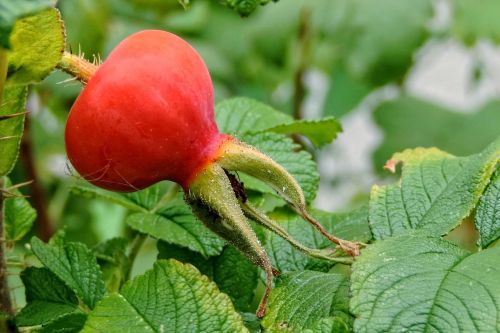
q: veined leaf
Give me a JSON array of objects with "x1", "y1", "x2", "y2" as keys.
[
  {"x1": 351, "y1": 232, "x2": 500, "y2": 332},
  {"x1": 0, "y1": 85, "x2": 27, "y2": 176},
  {"x1": 475, "y1": 170, "x2": 500, "y2": 248},
  {"x1": 81, "y1": 260, "x2": 249, "y2": 333},
  {"x1": 216, "y1": 97, "x2": 342, "y2": 147},
  {"x1": 369, "y1": 137, "x2": 500, "y2": 239},
  {"x1": 262, "y1": 270, "x2": 351, "y2": 332},
  {"x1": 30, "y1": 237, "x2": 106, "y2": 309},
  {"x1": 36, "y1": 312, "x2": 87, "y2": 333},
  {"x1": 3, "y1": 177, "x2": 36, "y2": 241},
  {"x1": 7, "y1": 8, "x2": 65, "y2": 85}
]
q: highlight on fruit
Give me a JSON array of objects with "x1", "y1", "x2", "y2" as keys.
[{"x1": 60, "y1": 30, "x2": 363, "y2": 317}]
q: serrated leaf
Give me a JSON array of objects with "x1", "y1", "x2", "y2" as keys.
[
  {"x1": 452, "y1": 0, "x2": 500, "y2": 45},
  {"x1": 216, "y1": 97, "x2": 341, "y2": 147},
  {"x1": 30, "y1": 237, "x2": 106, "y2": 309},
  {"x1": 16, "y1": 267, "x2": 79, "y2": 326},
  {"x1": 262, "y1": 270, "x2": 351, "y2": 332},
  {"x1": 82, "y1": 260, "x2": 249, "y2": 333},
  {"x1": 373, "y1": 96, "x2": 500, "y2": 169},
  {"x1": 37, "y1": 312, "x2": 87, "y2": 333},
  {"x1": 71, "y1": 183, "x2": 147, "y2": 212},
  {"x1": 476, "y1": 170, "x2": 500, "y2": 248},
  {"x1": 0, "y1": 85, "x2": 26, "y2": 176},
  {"x1": 0, "y1": 0, "x2": 53, "y2": 48},
  {"x1": 241, "y1": 132, "x2": 319, "y2": 203},
  {"x1": 351, "y1": 232, "x2": 500, "y2": 332},
  {"x1": 265, "y1": 206, "x2": 372, "y2": 273},
  {"x1": 370, "y1": 137, "x2": 500, "y2": 239},
  {"x1": 127, "y1": 195, "x2": 225, "y2": 257},
  {"x1": 345, "y1": 0, "x2": 432, "y2": 85},
  {"x1": 213, "y1": 246, "x2": 258, "y2": 312},
  {"x1": 303, "y1": 316, "x2": 352, "y2": 333},
  {"x1": 3, "y1": 178, "x2": 36, "y2": 241},
  {"x1": 7, "y1": 8, "x2": 65, "y2": 85},
  {"x1": 157, "y1": 241, "x2": 215, "y2": 278}
]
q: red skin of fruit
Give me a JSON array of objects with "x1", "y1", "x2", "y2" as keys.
[{"x1": 65, "y1": 30, "x2": 229, "y2": 191}]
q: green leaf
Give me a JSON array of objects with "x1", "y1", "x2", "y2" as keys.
[
  {"x1": 127, "y1": 196, "x2": 225, "y2": 257},
  {"x1": 157, "y1": 241, "x2": 215, "y2": 277},
  {"x1": 350, "y1": 232, "x2": 500, "y2": 332},
  {"x1": 265, "y1": 206, "x2": 372, "y2": 273},
  {"x1": 93, "y1": 237, "x2": 129, "y2": 292},
  {"x1": 452, "y1": 0, "x2": 500, "y2": 45},
  {"x1": 71, "y1": 183, "x2": 147, "y2": 212},
  {"x1": 81, "y1": 260, "x2": 249, "y2": 333},
  {"x1": 370, "y1": 137, "x2": 500, "y2": 239},
  {"x1": 0, "y1": 0, "x2": 53, "y2": 48},
  {"x1": 476, "y1": 170, "x2": 500, "y2": 248},
  {"x1": 373, "y1": 96, "x2": 500, "y2": 169},
  {"x1": 30, "y1": 237, "x2": 106, "y2": 309},
  {"x1": 216, "y1": 97, "x2": 341, "y2": 147},
  {"x1": 0, "y1": 85, "x2": 26, "y2": 176},
  {"x1": 213, "y1": 246, "x2": 258, "y2": 312},
  {"x1": 241, "y1": 132, "x2": 319, "y2": 203},
  {"x1": 16, "y1": 267, "x2": 79, "y2": 326},
  {"x1": 7, "y1": 8, "x2": 65, "y2": 85},
  {"x1": 344, "y1": 0, "x2": 433, "y2": 85},
  {"x1": 3, "y1": 178, "x2": 36, "y2": 241},
  {"x1": 37, "y1": 312, "x2": 87, "y2": 333},
  {"x1": 303, "y1": 316, "x2": 352, "y2": 333},
  {"x1": 262, "y1": 270, "x2": 351, "y2": 332}
]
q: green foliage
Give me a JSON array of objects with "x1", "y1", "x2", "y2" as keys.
[
  {"x1": 370, "y1": 137, "x2": 500, "y2": 239},
  {"x1": 82, "y1": 260, "x2": 249, "y2": 333},
  {"x1": 7, "y1": 8, "x2": 65, "y2": 85},
  {"x1": 351, "y1": 232, "x2": 500, "y2": 332},
  {"x1": 475, "y1": 170, "x2": 500, "y2": 248},
  {"x1": 0, "y1": 0, "x2": 53, "y2": 48},
  {"x1": 3, "y1": 178, "x2": 36, "y2": 241},
  {"x1": 452, "y1": 0, "x2": 500, "y2": 45},
  {"x1": 262, "y1": 270, "x2": 351, "y2": 332}
]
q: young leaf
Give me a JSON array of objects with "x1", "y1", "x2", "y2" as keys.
[
  {"x1": 16, "y1": 267, "x2": 79, "y2": 327},
  {"x1": 0, "y1": 0, "x2": 53, "y2": 48},
  {"x1": 216, "y1": 97, "x2": 342, "y2": 148},
  {"x1": 241, "y1": 132, "x2": 319, "y2": 203},
  {"x1": 351, "y1": 232, "x2": 500, "y2": 332},
  {"x1": 475, "y1": 171, "x2": 500, "y2": 248},
  {"x1": 262, "y1": 270, "x2": 351, "y2": 332},
  {"x1": 3, "y1": 178, "x2": 36, "y2": 241},
  {"x1": 30, "y1": 237, "x2": 106, "y2": 309},
  {"x1": 370, "y1": 137, "x2": 500, "y2": 239},
  {"x1": 7, "y1": 8, "x2": 65, "y2": 85},
  {"x1": 81, "y1": 260, "x2": 249, "y2": 333},
  {"x1": 0, "y1": 85, "x2": 26, "y2": 176},
  {"x1": 127, "y1": 196, "x2": 225, "y2": 257}
]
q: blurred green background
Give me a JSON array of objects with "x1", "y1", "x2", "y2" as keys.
[{"x1": 10, "y1": 0, "x2": 500, "y2": 248}]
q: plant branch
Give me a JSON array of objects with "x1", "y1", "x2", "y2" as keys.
[
  {"x1": 57, "y1": 51, "x2": 98, "y2": 84},
  {"x1": 20, "y1": 116, "x2": 53, "y2": 241}
]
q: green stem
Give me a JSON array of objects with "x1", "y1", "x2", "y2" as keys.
[
  {"x1": 57, "y1": 51, "x2": 97, "y2": 84},
  {"x1": 125, "y1": 233, "x2": 147, "y2": 281}
]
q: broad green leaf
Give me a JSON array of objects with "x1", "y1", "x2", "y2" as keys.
[
  {"x1": 370, "y1": 137, "x2": 500, "y2": 239},
  {"x1": 213, "y1": 246, "x2": 258, "y2": 312},
  {"x1": 127, "y1": 195, "x2": 225, "y2": 257},
  {"x1": 265, "y1": 206, "x2": 372, "y2": 273},
  {"x1": 476, "y1": 171, "x2": 500, "y2": 248},
  {"x1": 303, "y1": 316, "x2": 352, "y2": 333},
  {"x1": 37, "y1": 312, "x2": 87, "y2": 333},
  {"x1": 157, "y1": 241, "x2": 215, "y2": 278},
  {"x1": 3, "y1": 178, "x2": 36, "y2": 241},
  {"x1": 0, "y1": 0, "x2": 53, "y2": 48},
  {"x1": 7, "y1": 8, "x2": 65, "y2": 85},
  {"x1": 373, "y1": 96, "x2": 500, "y2": 169},
  {"x1": 262, "y1": 270, "x2": 351, "y2": 332},
  {"x1": 82, "y1": 260, "x2": 249, "y2": 333},
  {"x1": 30, "y1": 237, "x2": 106, "y2": 309},
  {"x1": 16, "y1": 267, "x2": 79, "y2": 326},
  {"x1": 93, "y1": 237, "x2": 129, "y2": 292},
  {"x1": 71, "y1": 183, "x2": 147, "y2": 212},
  {"x1": 216, "y1": 97, "x2": 342, "y2": 147},
  {"x1": 0, "y1": 85, "x2": 26, "y2": 176},
  {"x1": 344, "y1": 0, "x2": 432, "y2": 85},
  {"x1": 241, "y1": 132, "x2": 319, "y2": 203},
  {"x1": 351, "y1": 233, "x2": 500, "y2": 332},
  {"x1": 452, "y1": 0, "x2": 500, "y2": 45}
]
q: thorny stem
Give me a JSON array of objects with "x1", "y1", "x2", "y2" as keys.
[{"x1": 57, "y1": 51, "x2": 97, "y2": 84}]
